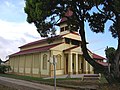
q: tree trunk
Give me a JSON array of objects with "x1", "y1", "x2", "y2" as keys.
[
  {"x1": 78, "y1": 20, "x2": 107, "y2": 72},
  {"x1": 99, "y1": 15, "x2": 120, "y2": 84},
  {"x1": 110, "y1": 15, "x2": 120, "y2": 83},
  {"x1": 74, "y1": 7, "x2": 120, "y2": 84},
  {"x1": 78, "y1": 17, "x2": 120, "y2": 83},
  {"x1": 112, "y1": 40, "x2": 120, "y2": 83}
]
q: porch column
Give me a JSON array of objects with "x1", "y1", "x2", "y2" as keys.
[
  {"x1": 75, "y1": 53, "x2": 78, "y2": 74},
  {"x1": 83, "y1": 59, "x2": 86, "y2": 73},
  {"x1": 68, "y1": 52, "x2": 72, "y2": 76},
  {"x1": 86, "y1": 61, "x2": 88, "y2": 74}
]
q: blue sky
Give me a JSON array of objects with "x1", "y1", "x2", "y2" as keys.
[
  {"x1": 86, "y1": 21, "x2": 117, "y2": 57},
  {"x1": 0, "y1": 0, "x2": 40, "y2": 60},
  {"x1": 0, "y1": 0, "x2": 117, "y2": 60}
]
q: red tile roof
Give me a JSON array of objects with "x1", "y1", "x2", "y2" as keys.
[
  {"x1": 60, "y1": 8, "x2": 73, "y2": 23},
  {"x1": 97, "y1": 61, "x2": 108, "y2": 66},
  {"x1": 20, "y1": 35, "x2": 62, "y2": 48},
  {"x1": 20, "y1": 38, "x2": 46, "y2": 48},
  {"x1": 20, "y1": 32, "x2": 80, "y2": 49},
  {"x1": 71, "y1": 31, "x2": 79, "y2": 36},
  {"x1": 93, "y1": 53, "x2": 105, "y2": 60},
  {"x1": 11, "y1": 43, "x2": 62, "y2": 56}
]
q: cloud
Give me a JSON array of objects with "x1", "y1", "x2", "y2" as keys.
[
  {"x1": 0, "y1": 19, "x2": 40, "y2": 39},
  {"x1": 0, "y1": 0, "x2": 42, "y2": 61},
  {"x1": 0, "y1": 0, "x2": 26, "y2": 22},
  {"x1": 4, "y1": 1, "x2": 15, "y2": 8},
  {"x1": 0, "y1": 19, "x2": 40, "y2": 61},
  {"x1": 0, "y1": 36, "x2": 20, "y2": 61}
]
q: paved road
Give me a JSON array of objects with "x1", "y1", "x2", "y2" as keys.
[{"x1": 0, "y1": 76, "x2": 74, "y2": 90}]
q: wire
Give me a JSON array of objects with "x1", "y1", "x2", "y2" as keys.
[{"x1": 92, "y1": 47, "x2": 106, "y2": 52}]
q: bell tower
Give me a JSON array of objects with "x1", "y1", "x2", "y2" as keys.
[{"x1": 58, "y1": 8, "x2": 73, "y2": 35}]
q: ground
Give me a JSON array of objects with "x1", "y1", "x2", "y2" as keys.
[
  {"x1": 0, "y1": 74, "x2": 120, "y2": 90},
  {"x1": 0, "y1": 84, "x2": 16, "y2": 90},
  {"x1": 0, "y1": 76, "x2": 73, "y2": 90}
]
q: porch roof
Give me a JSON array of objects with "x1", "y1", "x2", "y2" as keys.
[{"x1": 63, "y1": 46, "x2": 79, "y2": 52}]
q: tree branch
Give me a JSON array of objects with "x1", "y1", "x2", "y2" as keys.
[{"x1": 95, "y1": 1, "x2": 116, "y2": 23}]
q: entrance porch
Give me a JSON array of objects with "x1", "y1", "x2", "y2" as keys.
[{"x1": 64, "y1": 53, "x2": 94, "y2": 75}]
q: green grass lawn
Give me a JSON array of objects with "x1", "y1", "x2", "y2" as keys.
[
  {"x1": 0, "y1": 73, "x2": 120, "y2": 90},
  {"x1": 0, "y1": 74, "x2": 83, "y2": 87}
]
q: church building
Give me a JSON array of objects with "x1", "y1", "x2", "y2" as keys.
[{"x1": 7, "y1": 10, "x2": 105, "y2": 77}]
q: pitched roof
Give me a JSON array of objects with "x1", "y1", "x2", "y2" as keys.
[
  {"x1": 20, "y1": 35, "x2": 62, "y2": 48},
  {"x1": 60, "y1": 8, "x2": 73, "y2": 23},
  {"x1": 93, "y1": 53, "x2": 105, "y2": 60},
  {"x1": 11, "y1": 43, "x2": 62, "y2": 56},
  {"x1": 97, "y1": 61, "x2": 108, "y2": 66},
  {"x1": 71, "y1": 31, "x2": 79, "y2": 36},
  {"x1": 20, "y1": 32, "x2": 80, "y2": 48}
]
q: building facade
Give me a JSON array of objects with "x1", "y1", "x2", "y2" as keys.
[{"x1": 7, "y1": 15, "x2": 105, "y2": 77}]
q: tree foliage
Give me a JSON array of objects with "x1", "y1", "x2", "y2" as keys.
[
  {"x1": 24, "y1": 0, "x2": 95, "y2": 36},
  {"x1": 105, "y1": 47, "x2": 116, "y2": 63},
  {"x1": 0, "y1": 65, "x2": 11, "y2": 74},
  {"x1": 24, "y1": 0, "x2": 120, "y2": 83}
]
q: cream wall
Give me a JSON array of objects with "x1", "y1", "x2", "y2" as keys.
[
  {"x1": 19, "y1": 55, "x2": 25, "y2": 74},
  {"x1": 50, "y1": 50, "x2": 64, "y2": 76},
  {"x1": 40, "y1": 52, "x2": 50, "y2": 76},
  {"x1": 14, "y1": 56, "x2": 19, "y2": 73},
  {"x1": 9, "y1": 51, "x2": 50, "y2": 77},
  {"x1": 9, "y1": 57, "x2": 15, "y2": 72},
  {"x1": 51, "y1": 43, "x2": 75, "y2": 51},
  {"x1": 25, "y1": 54, "x2": 32, "y2": 75},
  {"x1": 63, "y1": 33, "x2": 81, "y2": 41},
  {"x1": 32, "y1": 53, "x2": 40, "y2": 76}
]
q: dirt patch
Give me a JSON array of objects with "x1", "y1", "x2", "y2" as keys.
[{"x1": 0, "y1": 84, "x2": 17, "y2": 90}]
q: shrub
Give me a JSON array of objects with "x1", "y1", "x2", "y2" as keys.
[{"x1": 0, "y1": 65, "x2": 11, "y2": 73}]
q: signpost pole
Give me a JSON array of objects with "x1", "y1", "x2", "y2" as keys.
[{"x1": 53, "y1": 55, "x2": 56, "y2": 90}]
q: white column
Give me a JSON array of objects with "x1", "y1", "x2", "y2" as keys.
[
  {"x1": 86, "y1": 61, "x2": 88, "y2": 74},
  {"x1": 75, "y1": 53, "x2": 78, "y2": 74}
]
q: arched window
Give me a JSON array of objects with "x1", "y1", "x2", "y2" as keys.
[
  {"x1": 43, "y1": 54, "x2": 47, "y2": 70},
  {"x1": 56, "y1": 54, "x2": 61, "y2": 70}
]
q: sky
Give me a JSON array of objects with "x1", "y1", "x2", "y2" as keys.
[
  {"x1": 0, "y1": 0, "x2": 40, "y2": 61},
  {"x1": 0, "y1": 0, "x2": 118, "y2": 61}
]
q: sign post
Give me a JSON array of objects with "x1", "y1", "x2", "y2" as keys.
[
  {"x1": 50, "y1": 55, "x2": 57, "y2": 90},
  {"x1": 53, "y1": 55, "x2": 57, "y2": 90}
]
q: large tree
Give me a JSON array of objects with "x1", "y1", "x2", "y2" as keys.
[
  {"x1": 24, "y1": 0, "x2": 120, "y2": 83},
  {"x1": 88, "y1": 0, "x2": 120, "y2": 83}
]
